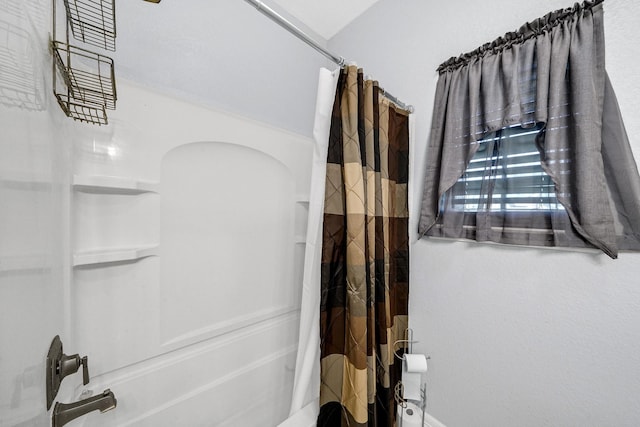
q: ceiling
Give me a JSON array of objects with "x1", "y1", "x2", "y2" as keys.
[{"x1": 271, "y1": 0, "x2": 382, "y2": 39}]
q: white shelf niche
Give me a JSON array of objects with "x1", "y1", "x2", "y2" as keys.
[
  {"x1": 73, "y1": 245, "x2": 159, "y2": 267},
  {"x1": 295, "y1": 194, "x2": 310, "y2": 204},
  {"x1": 73, "y1": 175, "x2": 159, "y2": 194},
  {"x1": 0, "y1": 254, "x2": 50, "y2": 273}
]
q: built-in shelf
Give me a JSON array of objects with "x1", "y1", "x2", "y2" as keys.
[
  {"x1": 73, "y1": 175, "x2": 159, "y2": 194},
  {"x1": 0, "y1": 254, "x2": 50, "y2": 273},
  {"x1": 295, "y1": 194, "x2": 310, "y2": 204},
  {"x1": 73, "y1": 245, "x2": 159, "y2": 267},
  {"x1": 295, "y1": 194, "x2": 309, "y2": 245},
  {"x1": 1, "y1": 172, "x2": 51, "y2": 191}
]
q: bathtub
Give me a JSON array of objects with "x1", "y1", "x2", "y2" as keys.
[
  {"x1": 278, "y1": 399, "x2": 448, "y2": 427},
  {"x1": 277, "y1": 400, "x2": 318, "y2": 427},
  {"x1": 424, "y1": 412, "x2": 448, "y2": 427}
]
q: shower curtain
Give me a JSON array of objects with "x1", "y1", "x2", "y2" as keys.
[
  {"x1": 289, "y1": 67, "x2": 340, "y2": 417},
  {"x1": 315, "y1": 65, "x2": 410, "y2": 426}
]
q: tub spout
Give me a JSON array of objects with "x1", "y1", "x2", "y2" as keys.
[{"x1": 52, "y1": 389, "x2": 117, "y2": 427}]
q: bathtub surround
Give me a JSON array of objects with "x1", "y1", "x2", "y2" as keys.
[
  {"x1": 67, "y1": 81, "x2": 313, "y2": 426},
  {"x1": 1, "y1": 15, "x2": 315, "y2": 420},
  {"x1": 317, "y1": 65, "x2": 411, "y2": 426},
  {"x1": 418, "y1": 0, "x2": 640, "y2": 259},
  {"x1": 1, "y1": 0, "x2": 324, "y2": 422},
  {"x1": 0, "y1": 1, "x2": 68, "y2": 424}
]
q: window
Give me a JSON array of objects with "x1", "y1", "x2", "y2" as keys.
[
  {"x1": 418, "y1": 0, "x2": 640, "y2": 258},
  {"x1": 430, "y1": 124, "x2": 580, "y2": 248},
  {"x1": 444, "y1": 124, "x2": 562, "y2": 213}
]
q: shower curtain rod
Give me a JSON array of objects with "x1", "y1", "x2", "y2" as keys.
[{"x1": 244, "y1": 0, "x2": 414, "y2": 113}]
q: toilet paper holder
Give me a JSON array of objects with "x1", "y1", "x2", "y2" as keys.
[
  {"x1": 392, "y1": 328, "x2": 430, "y2": 362},
  {"x1": 393, "y1": 329, "x2": 429, "y2": 427}
]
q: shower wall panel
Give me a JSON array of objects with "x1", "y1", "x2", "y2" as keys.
[
  {"x1": 160, "y1": 142, "x2": 297, "y2": 349},
  {"x1": 70, "y1": 81, "x2": 312, "y2": 426},
  {"x1": 0, "y1": 0, "x2": 69, "y2": 424}
]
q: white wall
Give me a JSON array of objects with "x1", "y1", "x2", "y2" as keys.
[
  {"x1": 0, "y1": 0, "x2": 70, "y2": 424},
  {"x1": 330, "y1": 1, "x2": 640, "y2": 426},
  {"x1": 113, "y1": 0, "x2": 329, "y2": 137}
]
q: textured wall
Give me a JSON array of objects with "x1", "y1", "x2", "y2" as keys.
[
  {"x1": 113, "y1": 0, "x2": 329, "y2": 137},
  {"x1": 330, "y1": 1, "x2": 640, "y2": 426}
]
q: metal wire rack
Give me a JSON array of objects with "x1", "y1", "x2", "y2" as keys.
[
  {"x1": 63, "y1": 0, "x2": 116, "y2": 51},
  {"x1": 52, "y1": 41, "x2": 116, "y2": 109},
  {"x1": 52, "y1": 40, "x2": 116, "y2": 125},
  {"x1": 54, "y1": 92, "x2": 108, "y2": 125}
]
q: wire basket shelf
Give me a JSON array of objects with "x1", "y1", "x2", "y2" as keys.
[
  {"x1": 52, "y1": 40, "x2": 116, "y2": 110},
  {"x1": 51, "y1": 40, "x2": 116, "y2": 125},
  {"x1": 63, "y1": 0, "x2": 116, "y2": 51},
  {"x1": 55, "y1": 93, "x2": 108, "y2": 125}
]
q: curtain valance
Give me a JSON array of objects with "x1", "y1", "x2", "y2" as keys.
[
  {"x1": 418, "y1": 0, "x2": 640, "y2": 258},
  {"x1": 437, "y1": 0, "x2": 604, "y2": 73}
]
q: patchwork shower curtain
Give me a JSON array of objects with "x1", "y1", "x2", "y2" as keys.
[{"x1": 317, "y1": 65, "x2": 410, "y2": 426}]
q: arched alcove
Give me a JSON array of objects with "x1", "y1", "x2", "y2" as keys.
[{"x1": 160, "y1": 141, "x2": 297, "y2": 346}]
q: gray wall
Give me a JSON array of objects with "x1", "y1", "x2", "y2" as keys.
[
  {"x1": 330, "y1": 1, "x2": 640, "y2": 426},
  {"x1": 114, "y1": 0, "x2": 329, "y2": 137}
]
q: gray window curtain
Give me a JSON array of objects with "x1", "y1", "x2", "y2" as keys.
[{"x1": 418, "y1": 0, "x2": 640, "y2": 258}]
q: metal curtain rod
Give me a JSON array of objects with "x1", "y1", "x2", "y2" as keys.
[{"x1": 243, "y1": 0, "x2": 414, "y2": 113}]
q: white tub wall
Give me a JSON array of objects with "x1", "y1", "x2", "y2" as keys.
[
  {"x1": 0, "y1": 74, "x2": 311, "y2": 423},
  {"x1": 0, "y1": 0, "x2": 74, "y2": 424},
  {"x1": 69, "y1": 5, "x2": 317, "y2": 424},
  {"x1": 3, "y1": 0, "x2": 323, "y2": 424},
  {"x1": 69, "y1": 79, "x2": 313, "y2": 427},
  {"x1": 329, "y1": 1, "x2": 640, "y2": 426}
]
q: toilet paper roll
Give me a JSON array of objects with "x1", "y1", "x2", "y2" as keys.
[
  {"x1": 402, "y1": 354, "x2": 428, "y2": 401},
  {"x1": 403, "y1": 353, "x2": 428, "y2": 373},
  {"x1": 402, "y1": 371, "x2": 422, "y2": 401},
  {"x1": 397, "y1": 401, "x2": 423, "y2": 427}
]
